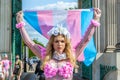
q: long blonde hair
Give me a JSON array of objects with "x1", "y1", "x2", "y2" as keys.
[{"x1": 41, "y1": 34, "x2": 76, "y2": 70}]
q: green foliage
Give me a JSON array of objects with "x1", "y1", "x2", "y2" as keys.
[
  {"x1": 29, "y1": 49, "x2": 35, "y2": 57},
  {"x1": 29, "y1": 39, "x2": 44, "y2": 58},
  {"x1": 65, "y1": 6, "x2": 78, "y2": 10},
  {"x1": 33, "y1": 39, "x2": 44, "y2": 47},
  {"x1": 82, "y1": 0, "x2": 92, "y2": 8}
]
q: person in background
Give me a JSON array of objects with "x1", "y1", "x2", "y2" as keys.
[
  {"x1": 11, "y1": 55, "x2": 23, "y2": 80},
  {"x1": 35, "y1": 60, "x2": 44, "y2": 80},
  {"x1": 2, "y1": 54, "x2": 11, "y2": 80},
  {"x1": 28, "y1": 57, "x2": 34, "y2": 71},
  {"x1": 0, "y1": 55, "x2": 4, "y2": 80},
  {"x1": 16, "y1": 8, "x2": 101, "y2": 80}
]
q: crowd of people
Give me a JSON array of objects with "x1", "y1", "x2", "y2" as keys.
[
  {"x1": 0, "y1": 54, "x2": 31, "y2": 80},
  {"x1": 0, "y1": 53, "x2": 43, "y2": 80}
]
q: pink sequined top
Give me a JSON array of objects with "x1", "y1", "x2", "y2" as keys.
[{"x1": 44, "y1": 59, "x2": 73, "y2": 80}]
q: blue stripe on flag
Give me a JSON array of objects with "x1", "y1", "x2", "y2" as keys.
[
  {"x1": 24, "y1": 11, "x2": 42, "y2": 34},
  {"x1": 81, "y1": 8, "x2": 97, "y2": 66}
]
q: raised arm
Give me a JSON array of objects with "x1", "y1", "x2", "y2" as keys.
[
  {"x1": 75, "y1": 8, "x2": 101, "y2": 58},
  {"x1": 16, "y1": 11, "x2": 42, "y2": 59}
]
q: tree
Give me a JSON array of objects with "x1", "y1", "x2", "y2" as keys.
[{"x1": 29, "y1": 39, "x2": 44, "y2": 57}]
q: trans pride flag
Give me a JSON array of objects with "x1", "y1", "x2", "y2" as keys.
[{"x1": 23, "y1": 9, "x2": 97, "y2": 66}]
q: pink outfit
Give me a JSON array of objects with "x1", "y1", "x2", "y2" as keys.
[
  {"x1": 2, "y1": 60, "x2": 10, "y2": 71},
  {"x1": 44, "y1": 60, "x2": 73, "y2": 80},
  {"x1": 91, "y1": 19, "x2": 100, "y2": 27},
  {"x1": 16, "y1": 22, "x2": 25, "y2": 29},
  {"x1": 18, "y1": 19, "x2": 100, "y2": 80}
]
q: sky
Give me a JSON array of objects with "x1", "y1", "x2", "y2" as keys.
[{"x1": 22, "y1": 0, "x2": 78, "y2": 10}]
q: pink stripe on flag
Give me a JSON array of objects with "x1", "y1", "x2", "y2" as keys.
[
  {"x1": 37, "y1": 11, "x2": 53, "y2": 39},
  {"x1": 67, "y1": 10, "x2": 84, "y2": 61}
]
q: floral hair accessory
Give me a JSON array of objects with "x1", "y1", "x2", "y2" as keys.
[{"x1": 47, "y1": 24, "x2": 70, "y2": 39}]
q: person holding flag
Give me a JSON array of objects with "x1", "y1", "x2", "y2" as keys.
[{"x1": 15, "y1": 8, "x2": 101, "y2": 80}]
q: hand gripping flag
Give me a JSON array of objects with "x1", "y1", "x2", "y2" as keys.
[{"x1": 23, "y1": 9, "x2": 97, "y2": 66}]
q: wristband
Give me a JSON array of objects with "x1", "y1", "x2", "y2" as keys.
[
  {"x1": 16, "y1": 22, "x2": 25, "y2": 29},
  {"x1": 91, "y1": 19, "x2": 100, "y2": 27}
]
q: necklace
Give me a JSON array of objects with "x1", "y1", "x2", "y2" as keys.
[{"x1": 53, "y1": 51, "x2": 67, "y2": 60}]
